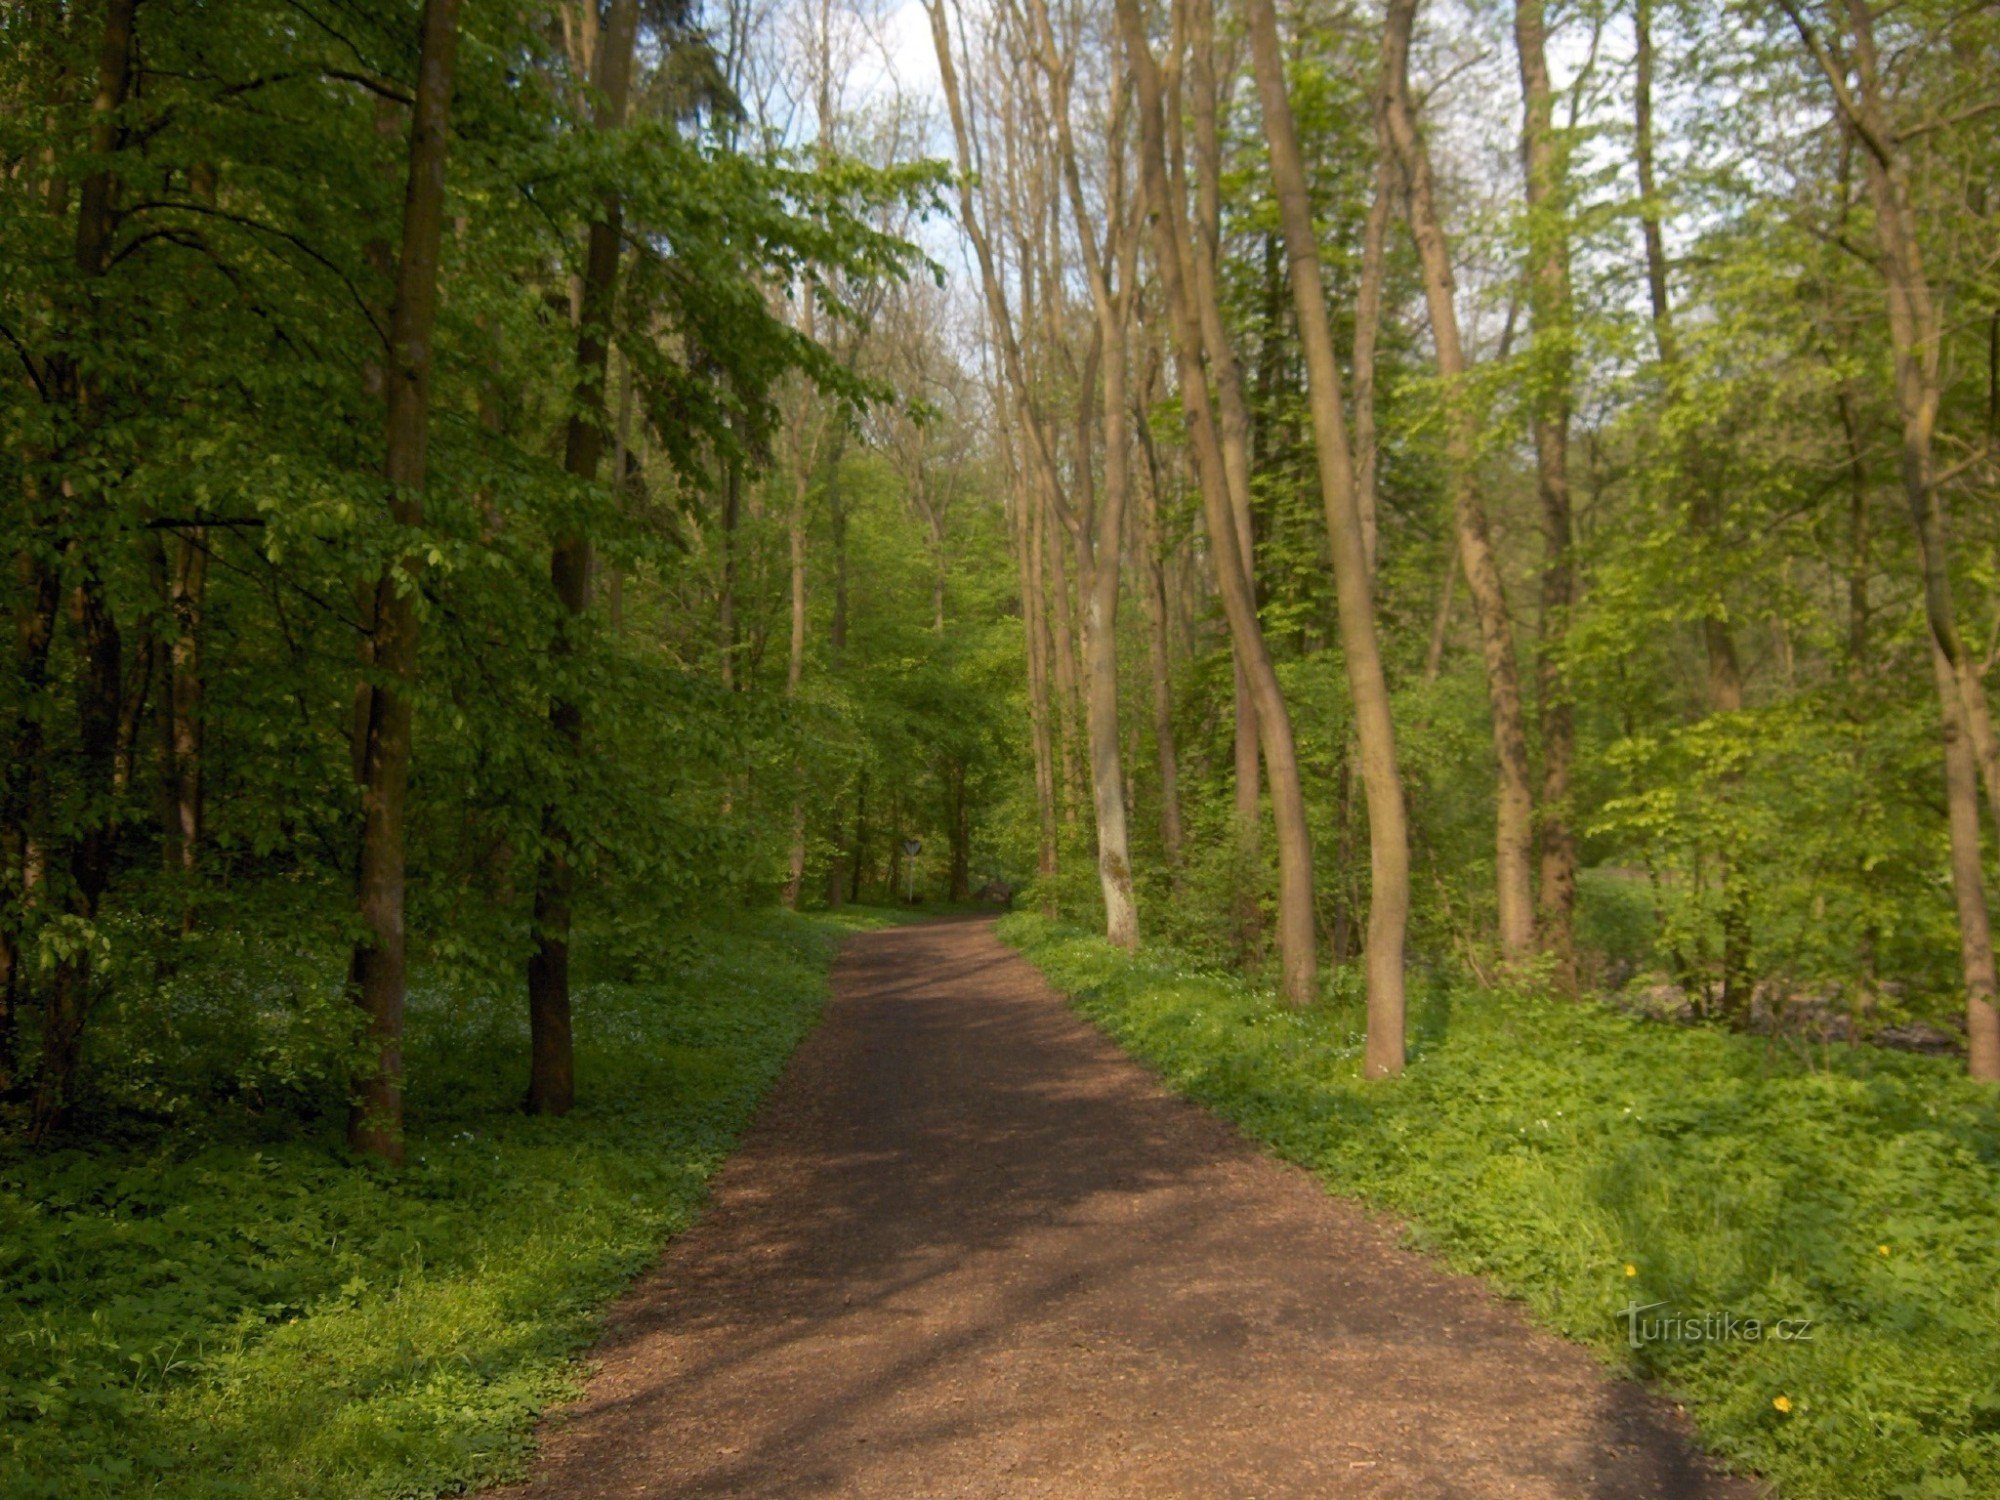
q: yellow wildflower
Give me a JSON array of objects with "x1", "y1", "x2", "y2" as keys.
[{"x1": 1773, "y1": 1396, "x2": 1793, "y2": 1414}]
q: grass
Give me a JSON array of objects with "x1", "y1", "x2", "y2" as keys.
[
  {"x1": 998, "y1": 911, "x2": 2000, "y2": 1500},
  {"x1": 0, "y1": 905, "x2": 893, "y2": 1499}
]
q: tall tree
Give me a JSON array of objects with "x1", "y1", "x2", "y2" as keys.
[
  {"x1": 1026, "y1": 0, "x2": 1140, "y2": 948},
  {"x1": 1780, "y1": 0, "x2": 2000, "y2": 1078},
  {"x1": 347, "y1": 0, "x2": 464, "y2": 1163},
  {"x1": 1242, "y1": 0, "x2": 1412, "y2": 1071},
  {"x1": 1117, "y1": 0, "x2": 1319, "y2": 1004},
  {"x1": 526, "y1": 0, "x2": 642, "y2": 1117}
]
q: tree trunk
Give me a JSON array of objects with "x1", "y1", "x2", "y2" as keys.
[
  {"x1": 1119, "y1": 0, "x2": 1317, "y2": 1004},
  {"x1": 719, "y1": 449, "x2": 740, "y2": 689},
  {"x1": 1383, "y1": 0, "x2": 1537, "y2": 960},
  {"x1": 1244, "y1": 0, "x2": 1411, "y2": 1070},
  {"x1": 1027, "y1": 0, "x2": 1139, "y2": 947},
  {"x1": 1934, "y1": 641, "x2": 2000, "y2": 1080},
  {"x1": 1351, "y1": 146, "x2": 1395, "y2": 579},
  {"x1": 828, "y1": 433, "x2": 849, "y2": 662},
  {"x1": 783, "y1": 466, "x2": 810, "y2": 909},
  {"x1": 849, "y1": 772, "x2": 868, "y2": 904},
  {"x1": 31, "y1": 565, "x2": 123, "y2": 1138},
  {"x1": 343, "y1": 0, "x2": 462, "y2": 1163},
  {"x1": 1513, "y1": 0, "x2": 1577, "y2": 976},
  {"x1": 1045, "y1": 475, "x2": 1085, "y2": 826},
  {"x1": 168, "y1": 530, "x2": 207, "y2": 888},
  {"x1": 526, "y1": 0, "x2": 639, "y2": 1118},
  {"x1": 1184, "y1": 0, "x2": 1263, "y2": 849},
  {"x1": 1786, "y1": 0, "x2": 2000, "y2": 859},
  {"x1": 1133, "y1": 374, "x2": 1184, "y2": 870},
  {"x1": 949, "y1": 761, "x2": 972, "y2": 902}
]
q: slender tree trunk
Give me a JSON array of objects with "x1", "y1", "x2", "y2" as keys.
[
  {"x1": 1838, "y1": 385, "x2": 1871, "y2": 676},
  {"x1": 1633, "y1": 0, "x2": 1675, "y2": 367},
  {"x1": 828, "y1": 435, "x2": 849, "y2": 662},
  {"x1": 526, "y1": 0, "x2": 639, "y2": 1117},
  {"x1": 1244, "y1": 0, "x2": 1411, "y2": 1069},
  {"x1": 849, "y1": 772, "x2": 868, "y2": 904},
  {"x1": 1134, "y1": 376, "x2": 1184, "y2": 869},
  {"x1": 1183, "y1": 0, "x2": 1262, "y2": 846},
  {"x1": 346, "y1": 0, "x2": 462, "y2": 1162},
  {"x1": 1513, "y1": 0, "x2": 1577, "y2": 976},
  {"x1": 143, "y1": 542, "x2": 182, "y2": 874},
  {"x1": 948, "y1": 761, "x2": 972, "y2": 902},
  {"x1": 168, "y1": 531, "x2": 207, "y2": 887},
  {"x1": 1045, "y1": 476, "x2": 1084, "y2": 825},
  {"x1": 783, "y1": 466, "x2": 810, "y2": 909},
  {"x1": 1079, "y1": 340, "x2": 1138, "y2": 947},
  {"x1": 605, "y1": 352, "x2": 633, "y2": 632},
  {"x1": 32, "y1": 565, "x2": 123, "y2": 1137},
  {"x1": 1423, "y1": 558, "x2": 1456, "y2": 682},
  {"x1": 719, "y1": 450, "x2": 741, "y2": 689},
  {"x1": 1383, "y1": 0, "x2": 1536, "y2": 959},
  {"x1": 1351, "y1": 147, "x2": 1395, "y2": 579},
  {"x1": 3, "y1": 550, "x2": 61, "y2": 1094},
  {"x1": 1009, "y1": 421, "x2": 1061, "y2": 891},
  {"x1": 1119, "y1": 0, "x2": 1317, "y2": 1003},
  {"x1": 1027, "y1": 0, "x2": 1139, "y2": 947}
]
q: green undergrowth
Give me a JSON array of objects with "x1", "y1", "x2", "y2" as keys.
[
  {"x1": 998, "y1": 912, "x2": 2000, "y2": 1500},
  {"x1": 1, "y1": 906, "x2": 892, "y2": 1499}
]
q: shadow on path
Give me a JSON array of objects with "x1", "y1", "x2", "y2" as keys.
[{"x1": 499, "y1": 917, "x2": 1756, "y2": 1499}]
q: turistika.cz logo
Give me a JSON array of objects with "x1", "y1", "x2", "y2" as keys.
[{"x1": 1617, "y1": 1302, "x2": 1815, "y2": 1350}]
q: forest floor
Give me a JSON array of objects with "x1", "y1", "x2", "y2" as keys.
[{"x1": 500, "y1": 916, "x2": 1751, "y2": 1498}]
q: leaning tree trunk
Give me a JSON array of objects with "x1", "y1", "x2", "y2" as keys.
[
  {"x1": 526, "y1": 0, "x2": 640, "y2": 1117},
  {"x1": 1783, "y1": 0, "x2": 2000, "y2": 1077},
  {"x1": 1243, "y1": 0, "x2": 1411, "y2": 1073},
  {"x1": 1383, "y1": 0, "x2": 1537, "y2": 961},
  {"x1": 346, "y1": 0, "x2": 463, "y2": 1163},
  {"x1": 1118, "y1": 0, "x2": 1318, "y2": 1004}
]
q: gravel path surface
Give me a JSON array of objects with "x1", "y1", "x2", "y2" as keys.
[{"x1": 501, "y1": 916, "x2": 1755, "y2": 1498}]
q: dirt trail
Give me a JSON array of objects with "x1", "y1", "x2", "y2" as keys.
[{"x1": 502, "y1": 916, "x2": 1754, "y2": 1498}]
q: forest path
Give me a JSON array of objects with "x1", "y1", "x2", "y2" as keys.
[{"x1": 501, "y1": 916, "x2": 1753, "y2": 1499}]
